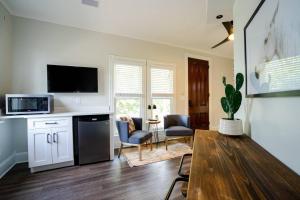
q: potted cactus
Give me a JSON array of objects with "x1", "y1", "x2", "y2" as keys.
[{"x1": 219, "y1": 73, "x2": 244, "y2": 135}]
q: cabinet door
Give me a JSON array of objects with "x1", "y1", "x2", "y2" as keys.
[
  {"x1": 28, "y1": 129, "x2": 53, "y2": 168},
  {"x1": 52, "y1": 127, "x2": 74, "y2": 164}
]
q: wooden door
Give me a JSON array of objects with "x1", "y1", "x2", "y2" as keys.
[
  {"x1": 28, "y1": 129, "x2": 53, "y2": 168},
  {"x1": 52, "y1": 127, "x2": 74, "y2": 164},
  {"x1": 188, "y1": 58, "x2": 209, "y2": 130}
]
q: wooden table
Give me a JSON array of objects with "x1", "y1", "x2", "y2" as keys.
[
  {"x1": 187, "y1": 130, "x2": 300, "y2": 200},
  {"x1": 146, "y1": 120, "x2": 161, "y2": 148}
]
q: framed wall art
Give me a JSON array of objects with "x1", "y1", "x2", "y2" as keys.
[{"x1": 244, "y1": 0, "x2": 300, "y2": 97}]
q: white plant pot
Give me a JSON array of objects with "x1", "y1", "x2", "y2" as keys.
[{"x1": 219, "y1": 118, "x2": 243, "y2": 136}]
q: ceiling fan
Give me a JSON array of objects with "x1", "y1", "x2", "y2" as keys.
[{"x1": 211, "y1": 21, "x2": 234, "y2": 49}]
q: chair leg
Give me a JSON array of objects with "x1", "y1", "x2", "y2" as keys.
[
  {"x1": 190, "y1": 136, "x2": 194, "y2": 148},
  {"x1": 138, "y1": 144, "x2": 142, "y2": 161},
  {"x1": 164, "y1": 177, "x2": 188, "y2": 200},
  {"x1": 165, "y1": 136, "x2": 168, "y2": 151},
  {"x1": 118, "y1": 143, "x2": 123, "y2": 158},
  {"x1": 150, "y1": 137, "x2": 153, "y2": 151}
]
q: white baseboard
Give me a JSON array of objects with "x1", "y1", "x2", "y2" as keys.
[
  {"x1": 0, "y1": 153, "x2": 16, "y2": 178},
  {"x1": 0, "y1": 152, "x2": 28, "y2": 178},
  {"x1": 15, "y1": 152, "x2": 28, "y2": 163}
]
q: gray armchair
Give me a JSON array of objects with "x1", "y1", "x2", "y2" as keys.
[
  {"x1": 116, "y1": 118, "x2": 152, "y2": 161},
  {"x1": 164, "y1": 115, "x2": 193, "y2": 150}
]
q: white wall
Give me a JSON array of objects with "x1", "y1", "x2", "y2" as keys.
[
  {"x1": 11, "y1": 16, "x2": 233, "y2": 129},
  {"x1": 234, "y1": 0, "x2": 300, "y2": 174},
  {"x1": 0, "y1": 3, "x2": 15, "y2": 177},
  {"x1": 0, "y1": 14, "x2": 233, "y2": 176}
]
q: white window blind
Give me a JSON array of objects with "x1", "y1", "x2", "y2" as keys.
[
  {"x1": 151, "y1": 68, "x2": 174, "y2": 94},
  {"x1": 115, "y1": 64, "x2": 143, "y2": 95}
]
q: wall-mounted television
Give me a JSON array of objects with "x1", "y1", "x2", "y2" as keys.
[{"x1": 47, "y1": 65, "x2": 98, "y2": 93}]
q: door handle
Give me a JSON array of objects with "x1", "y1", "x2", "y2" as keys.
[
  {"x1": 53, "y1": 133, "x2": 58, "y2": 143},
  {"x1": 47, "y1": 133, "x2": 52, "y2": 144},
  {"x1": 189, "y1": 100, "x2": 192, "y2": 107}
]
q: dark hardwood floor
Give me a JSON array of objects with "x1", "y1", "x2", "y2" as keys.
[{"x1": 0, "y1": 152, "x2": 189, "y2": 200}]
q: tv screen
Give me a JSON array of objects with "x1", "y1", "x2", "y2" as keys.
[{"x1": 47, "y1": 65, "x2": 98, "y2": 93}]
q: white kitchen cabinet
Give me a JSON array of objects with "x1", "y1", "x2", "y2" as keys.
[
  {"x1": 52, "y1": 127, "x2": 73, "y2": 164},
  {"x1": 27, "y1": 117, "x2": 73, "y2": 170},
  {"x1": 27, "y1": 128, "x2": 53, "y2": 167}
]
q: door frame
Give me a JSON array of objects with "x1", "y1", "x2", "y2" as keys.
[{"x1": 184, "y1": 53, "x2": 212, "y2": 130}]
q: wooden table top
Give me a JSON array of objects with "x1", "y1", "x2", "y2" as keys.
[
  {"x1": 145, "y1": 120, "x2": 160, "y2": 124},
  {"x1": 187, "y1": 130, "x2": 300, "y2": 200}
]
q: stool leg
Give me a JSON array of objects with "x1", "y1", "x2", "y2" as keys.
[
  {"x1": 164, "y1": 177, "x2": 188, "y2": 200},
  {"x1": 150, "y1": 137, "x2": 153, "y2": 151},
  {"x1": 156, "y1": 124, "x2": 159, "y2": 148}
]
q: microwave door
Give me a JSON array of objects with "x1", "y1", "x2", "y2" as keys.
[
  {"x1": 7, "y1": 96, "x2": 50, "y2": 115},
  {"x1": 11, "y1": 98, "x2": 38, "y2": 112}
]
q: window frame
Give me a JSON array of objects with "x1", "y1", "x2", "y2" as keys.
[{"x1": 147, "y1": 61, "x2": 176, "y2": 127}]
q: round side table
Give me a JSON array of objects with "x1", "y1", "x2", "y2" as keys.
[{"x1": 146, "y1": 120, "x2": 161, "y2": 148}]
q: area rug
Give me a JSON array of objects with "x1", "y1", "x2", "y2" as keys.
[{"x1": 122, "y1": 141, "x2": 192, "y2": 167}]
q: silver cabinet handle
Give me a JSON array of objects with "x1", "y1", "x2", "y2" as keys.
[
  {"x1": 53, "y1": 133, "x2": 58, "y2": 143},
  {"x1": 47, "y1": 133, "x2": 52, "y2": 143},
  {"x1": 45, "y1": 122, "x2": 58, "y2": 125}
]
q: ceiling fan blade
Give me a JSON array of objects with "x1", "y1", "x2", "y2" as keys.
[
  {"x1": 211, "y1": 37, "x2": 230, "y2": 49},
  {"x1": 222, "y1": 21, "x2": 234, "y2": 34}
]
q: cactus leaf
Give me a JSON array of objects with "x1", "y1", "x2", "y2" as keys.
[
  {"x1": 225, "y1": 84, "x2": 235, "y2": 102},
  {"x1": 236, "y1": 73, "x2": 244, "y2": 91},
  {"x1": 233, "y1": 91, "x2": 242, "y2": 113},
  {"x1": 221, "y1": 97, "x2": 229, "y2": 113}
]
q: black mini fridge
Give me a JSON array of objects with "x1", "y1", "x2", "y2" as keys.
[{"x1": 73, "y1": 115, "x2": 110, "y2": 165}]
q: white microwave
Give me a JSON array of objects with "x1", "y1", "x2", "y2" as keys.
[{"x1": 5, "y1": 94, "x2": 54, "y2": 115}]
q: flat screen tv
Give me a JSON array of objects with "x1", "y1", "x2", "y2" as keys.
[{"x1": 47, "y1": 65, "x2": 98, "y2": 93}]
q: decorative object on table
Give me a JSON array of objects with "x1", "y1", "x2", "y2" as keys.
[
  {"x1": 147, "y1": 104, "x2": 157, "y2": 120},
  {"x1": 164, "y1": 115, "x2": 193, "y2": 150},
  {"x1": 122, "y1": 139, "x2": 192, "y2": 167},
  {"x1": 146, "y1": 120, "x2": 161, "y2": 148},
  {"x1": 219, "y1": 73, "x2": 244, "y2": 136},
  {"x1": 116, "y1": 117, "x2": 153, "y2": 161},
  {"x1": 244, "y1": 0, "x2": 300, "y2": 97}
]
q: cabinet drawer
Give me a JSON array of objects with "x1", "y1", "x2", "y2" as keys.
[{"x1": 28, "y1": 117, "x2": 71, "y2": 129}]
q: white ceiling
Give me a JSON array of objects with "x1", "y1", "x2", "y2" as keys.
[{"x1": 2, "y1": 0, "x2": 235, "y2": 58}]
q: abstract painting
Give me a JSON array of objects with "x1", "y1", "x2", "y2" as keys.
[{"x1": 244, "y1": 0, "x2": 300, "y2": 97}]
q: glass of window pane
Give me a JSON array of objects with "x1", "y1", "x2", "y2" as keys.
[
  {"x1": 152, "y1": 98, "x2": 171, "y2": 129},
  {"x1": 116, "y1": 98, "x2": 141, "y2": 119}
]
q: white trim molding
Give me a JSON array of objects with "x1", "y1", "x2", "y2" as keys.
[{"x1": 0, "y1": 152, "x2": 28, "y2": 178}]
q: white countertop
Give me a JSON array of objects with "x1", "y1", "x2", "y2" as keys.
[{"x1": 0, "y1": 111, "x2": 113, "y2": 120}]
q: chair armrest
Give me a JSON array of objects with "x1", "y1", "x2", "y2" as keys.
[
  {"x1": 164, "y1": 116, "x2": 169, "y2": 129},
  {"x1": 181, "y1": 115, "x2": 190, "y2": 128},
  {"x1": 116, "y1": 120, "x2": 129, "y2": 143},
  {"x1": 132, "y1": 117, "x2": 142, "y2": 130}
]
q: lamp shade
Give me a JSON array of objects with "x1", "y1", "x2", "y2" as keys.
[
  {"x1": 148, "y1": 105, "x2": 152, "y2": 110},
  {"x1": 152, "y1": 104, "x2": 157, "y2": 109}
]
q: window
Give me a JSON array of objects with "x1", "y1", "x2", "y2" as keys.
[
  {"x1": 112, "y1": 57, "x2": 146, "y2": 125},
  {"x1": 110, "y1": 57, "x2": 175, "y2": 133},
  {"x1": 148, "y1": 64, "x2": 175, "y2": 128}
]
